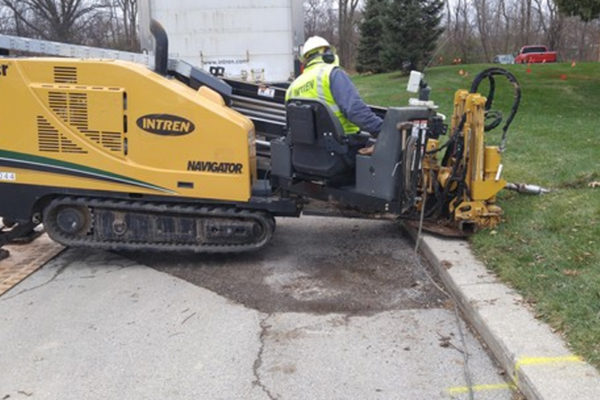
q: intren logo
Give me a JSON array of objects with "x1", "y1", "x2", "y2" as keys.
[{"x1": 136, "y1": 114, "x2": 195, "y2": 136}]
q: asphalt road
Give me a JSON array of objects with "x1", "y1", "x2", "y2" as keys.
[{"x1": 0, "y1": 216, "x2": 517, "y2": 399}]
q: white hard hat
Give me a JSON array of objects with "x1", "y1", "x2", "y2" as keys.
[{"x1": 301, "y1": 36, "x2": 331, "y2": 59}]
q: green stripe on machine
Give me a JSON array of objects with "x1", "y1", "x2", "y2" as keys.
[{"x1": 0, "y1": 149, "x2": 174, "y2": 193}]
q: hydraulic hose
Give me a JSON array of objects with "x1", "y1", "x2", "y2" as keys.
[
  {"x1": 469, "y1": 67, "x2": 521, "y2": 152},
  {"x1": 410, "y1": 68, "x2": 522, "y2": 222}
]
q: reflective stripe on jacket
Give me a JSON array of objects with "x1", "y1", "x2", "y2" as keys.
[{"x1": 285, "y1": 60, "x2": 360, "y2": 134}]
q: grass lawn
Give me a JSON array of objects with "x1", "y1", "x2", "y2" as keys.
[{"x1": 353, "y1": 63, "x2": 600, "y2": 368}]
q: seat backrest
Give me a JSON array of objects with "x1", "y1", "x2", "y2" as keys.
[
  {"x1": 285, "y1": 98, "x2": 351, "y2": 179},
  {"x1": 286, "y1": 98, "x2": 345, "y2": 145}
]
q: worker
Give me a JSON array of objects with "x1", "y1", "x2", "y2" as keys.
[{"x1": 285, "y1": 36, "x2": 383, "y2": 154}]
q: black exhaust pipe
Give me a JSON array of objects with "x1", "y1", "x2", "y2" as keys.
[{"x1": 150, "y1": 19, "x2": 168, "y2": 75}]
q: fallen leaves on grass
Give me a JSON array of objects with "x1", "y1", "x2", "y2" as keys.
[
  {"x1": 562, "y1": 269, "x2": 581, "y2": 277},
  {"x1": 558, "y1": 172, "x2": 599, "y2": 189}
]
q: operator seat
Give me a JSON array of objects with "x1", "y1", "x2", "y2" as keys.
[{"x1": 286, "y1": 98, "x2": 353, "y2": 180}]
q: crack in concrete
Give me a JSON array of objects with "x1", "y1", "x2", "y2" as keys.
[
  {"x1": 453, "y1": 304, "x2": 475, "y2": 400},
  {"x1": 0, "y1": 263, "x2": 69, "y2": 301},
  {"x1": 253, "y1": 313, "x2": 278, "y2": 400},
  {"x1": 97, "y1": 264, "x2": 133, "y2": 276}
]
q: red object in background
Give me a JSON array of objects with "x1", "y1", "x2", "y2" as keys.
[
  {"x1": 526, "y1": 67, "x2": 532, "y2": 73},
  {"x1": 514, "y1": 45, "x2": 557, "y2": 64},
  {"x1": 560, "y1": 74, "x2": 567, "y2": 80}
]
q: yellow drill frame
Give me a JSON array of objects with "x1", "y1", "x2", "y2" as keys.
[{"x1": 422, "y1": 90, "x2": 506, "y2": 231}]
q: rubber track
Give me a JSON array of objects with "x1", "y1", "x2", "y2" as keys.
[{"x1": 43, "y1": 196, "x2": 275, "y2": 253}]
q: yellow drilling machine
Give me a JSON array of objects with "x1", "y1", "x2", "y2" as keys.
[{"x1": 0, "y1": 22, "x2": 520, "y2": 254}]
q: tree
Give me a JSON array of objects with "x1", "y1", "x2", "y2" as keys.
[
  {"x1": 533, "y1": 0, "x2": 564, "y2": 52},
  {"x1": 556, "y1": 0, "x2": 600, "y2": 61},
  {"x1": 518, "y1": 0, "x2": 533, "y2": 45},
  {"x1": 0, "y1": 0, "x2": 105, "y2": 43},
  {"x1": 356, "y1": 0, "x2": 387, "y2": 73},
  {"x1": 420, "y1": 0, "x2": 445, "y2": 65},
  {"x1": 555, "y1": 0, "x2": 600, "y2": 21},
  {"x1": 445, "y1": 0, "x2": 474, "y2": 63},
  {"x1": 473, "y1": 0, "x2": 492, "y2": 61},
  {"x1": 113, "y1": 0, "x2": 138, "y2": 50},
  {"x1": 304, "y1": 0, "x2": 336, "y2": 44},
  {"x1": 99, "y1": 0, "x2": 139, "y2": 50},
  {"x1": 381, "y1": 0, "x2": 444, "y2": 71},
  {"x1": 338, "y1": 0, "x2": 360, "y2": 68}
]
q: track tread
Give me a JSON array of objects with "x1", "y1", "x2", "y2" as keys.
[{"x1": 43, "y1": 196, "x2": 275, "y2": 253}]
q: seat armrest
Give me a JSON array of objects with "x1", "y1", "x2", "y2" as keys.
[{"x1": 355, "y1": 132, "x2": 372, "y2": 141}]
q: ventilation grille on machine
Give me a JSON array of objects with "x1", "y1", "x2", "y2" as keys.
[
  {"x1": 48, "y1": 92, "x2": 68, "y2": 120},
  {"x1": 37, "y1": 116, "x2": 87, "y2": 154},
  {"x1": 47, "y1": 91, "x2": 122, "y2": 153},
  {"x1": 68, "y1": 92, "x2": 88, "y2": 129},
  {"x1": 53, "y1": 66, "x2": 78, "y2": 84},
  {"x1": 99, "y1": 131, "x2": 123, "y2": 152}
]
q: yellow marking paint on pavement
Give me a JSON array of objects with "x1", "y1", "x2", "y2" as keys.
[
  {"x1": 447, "y1": 382, "x2": 516, "y2": 395},
  {"x1": 509, "y1": 354, "x2": 585, "y2": 387},
  {"x1": 514, "y1": 355, "x2": 583, "y2": 372},
  {"x1": 447, "y1": 355, "x2": 584, "y2": 396}
]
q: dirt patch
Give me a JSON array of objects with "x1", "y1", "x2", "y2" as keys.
[{"x1": 123, "y1": 217, "x2": 447, "y2": 315}]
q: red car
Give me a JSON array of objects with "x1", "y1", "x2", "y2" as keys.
[{"x1": 514, "y1": 45, "x2": 557, "y2": 64}]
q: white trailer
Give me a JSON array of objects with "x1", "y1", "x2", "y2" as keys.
[{"x1": 139, "y1": 0, "x2": 304, "y2": 83}]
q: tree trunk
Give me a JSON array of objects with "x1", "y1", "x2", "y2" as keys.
[
  {"x1": 337, "y1": 0, "x2": 359, "y2": 69},
  {"x1": 474, "y1": 0, "x2": 491, "y2": 62},
  {"x1": 578, "y1": 21, "x2": 588, "y2": 60}
]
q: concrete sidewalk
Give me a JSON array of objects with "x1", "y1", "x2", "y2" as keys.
[{"x1": 413, "y1": 231, "x2": 600, "y2": 400}]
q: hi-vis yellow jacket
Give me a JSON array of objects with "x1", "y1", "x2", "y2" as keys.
[{"x1": 285, "y1": 59, "x2": 360, "y2": 134}]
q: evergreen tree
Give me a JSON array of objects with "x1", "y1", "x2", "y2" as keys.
[
  {"x1": 420, "y1": 0, "x2": 444, "y2": 67},
  {"x1": 356, "y1": 0, "x2": 387, "y2": 73},
  {"x1": 555, "y1": 0, "x2": 600, "y2": 22},
  {"x1": 381, "y1": 0, "x2": 444, "y2": 72}
]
